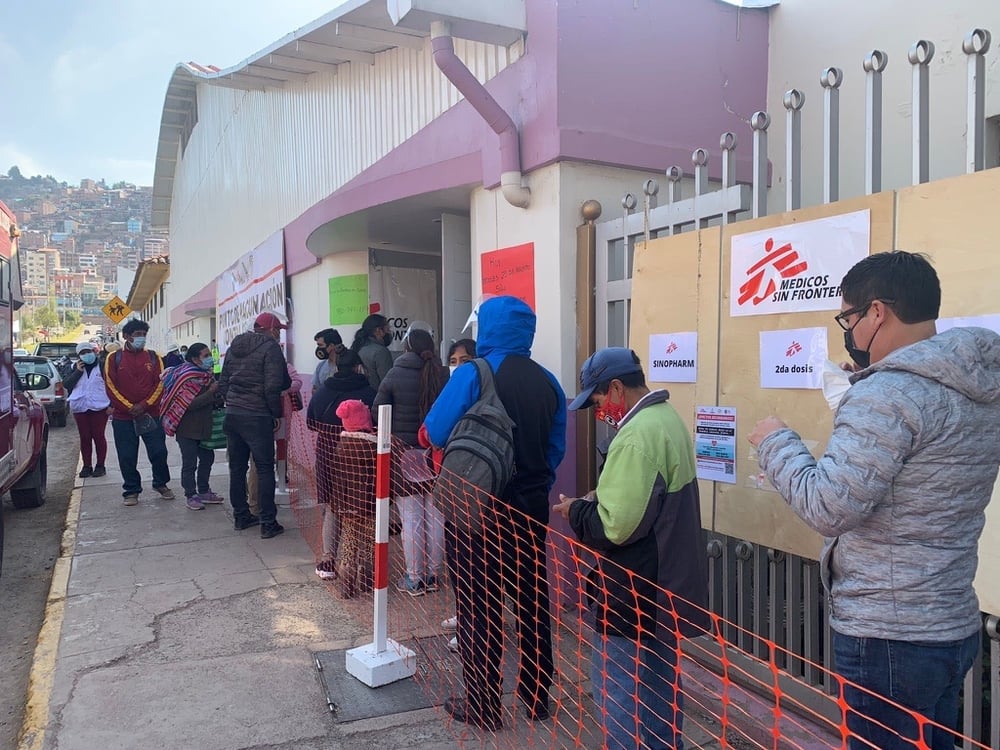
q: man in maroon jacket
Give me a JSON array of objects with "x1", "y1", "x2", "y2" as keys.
[{"x1": 104, "y1": 319, "x2": 173, "y2": 506}]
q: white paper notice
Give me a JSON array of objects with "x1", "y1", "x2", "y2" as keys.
[
  {"x1": 759, "y1": 327, "x2": 827, "y2": 389},
  {"x1": 937, "y1": 314, "x2": 1000, "y2": 337},
  {"x1": 695, "y1": 406, "x2": 737, "y2": 484},
  {"x1": 648, "y1": 332, "x2": 697, "y2": 383},
  {"x1": 730, "y1": 209, "x2": 870, "y2": 317}
]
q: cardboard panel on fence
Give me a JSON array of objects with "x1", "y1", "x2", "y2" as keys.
[
  {"x1": 896, "y1": 166, "x2": 1000, "y2": 617},
  {"x1": 629, "y1": 227, "x2": 721, "y2": 528},
  {"x1": 715, "y1": 193, "x2": 896, "y2": 560}
]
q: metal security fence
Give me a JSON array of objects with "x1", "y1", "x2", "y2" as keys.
[{"x1": 589, "y1": 27, "x2": 999, "y2": 747}]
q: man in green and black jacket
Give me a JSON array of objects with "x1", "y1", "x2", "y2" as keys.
[{"x1": 555, "y1": 347, "x2": 708, "y2": 750}]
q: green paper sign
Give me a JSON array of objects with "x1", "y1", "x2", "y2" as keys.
[{"x1": 328, "y1": 274, "x2": 369, "y2": 326}]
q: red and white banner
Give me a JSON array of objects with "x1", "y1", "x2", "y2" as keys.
[
  {"x1": 730, "y1": 210, "x2": 870, "y2": 318},
  {"x1": 215, "y1": 231, "x2": 286, "y2": 356}
]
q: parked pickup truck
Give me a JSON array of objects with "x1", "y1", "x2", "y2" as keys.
[{"x1": 1, "y1": 201, "x2": 50, "y2": 576}]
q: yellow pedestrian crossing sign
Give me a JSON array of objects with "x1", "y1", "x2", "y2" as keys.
[{"x1": 102, "y1": 296, "x2": 132, "y2": 324}]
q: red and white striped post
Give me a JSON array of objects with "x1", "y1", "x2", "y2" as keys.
[
  {"x1": 373, "y1": 403, "x2": 392, "y2": 652},
  {"x1": 345, "y1": 404, "x2": 417, "y2": 687}
]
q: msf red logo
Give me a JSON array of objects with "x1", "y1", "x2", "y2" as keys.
[
  {"x1": 665, "y1": 342, "x2": 678, "y2": 354},
  {"x1": 786, "y1": 341, "x2": 802, "y2": 357},
  {"x1": 738, "y1": 238, "x2": 809, "y2": 306}
]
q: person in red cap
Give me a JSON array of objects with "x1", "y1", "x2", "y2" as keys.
[{"x1": 219, "y1": 312, "x2": 292, "y2": 538}]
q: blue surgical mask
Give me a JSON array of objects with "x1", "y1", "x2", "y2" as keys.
[
  {"x1": 80, "y1": 352, "x2": 97, "y2": 365},
  {"x1": 131, "y1": 336, "x2": 146, "y2": 350},
  {"x1": 200, "y1": 356, "x2": 214, "y2": 370}
]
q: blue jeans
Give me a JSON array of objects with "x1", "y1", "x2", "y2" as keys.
[
  {"x1": 111, "y1": 417, "x2": 170, "y2": 497},
  {"x1": 224, "y1": 413, "x2": 277, "y2": 525},
  {"x1": 591, "y1": 632, "x2": 683, "y2": 750},
  {"x1": 833, "y1": 630, "x2": 979, "y2": 750}
]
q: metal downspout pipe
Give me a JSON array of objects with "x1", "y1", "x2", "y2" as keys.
[{"x1": 430, "y1": 21, "x2": 531, "y2": 209}]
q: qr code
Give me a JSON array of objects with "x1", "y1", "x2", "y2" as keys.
[{"x1": 724, "y1": 463, "x2": 734, "y2": 475}]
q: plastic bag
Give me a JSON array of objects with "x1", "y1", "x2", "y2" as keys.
[
  {"x1": 822, "y1": 360, "x2": 852, "y2": 411},
  {"x1": 133, "y1": 413, "x2": 159, "y2": 436}
]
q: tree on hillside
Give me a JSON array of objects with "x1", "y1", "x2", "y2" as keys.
[
  {"x1": 35, "y1": 304, "x2": 58, "y2": 330},
  {"x1": 7, "y1": 166, "x2": 23, "y2": 181}
]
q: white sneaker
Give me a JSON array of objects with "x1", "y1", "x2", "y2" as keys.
[
  {"x1": 441, "y1": 615, "x2": 458, "y2": 632},
  {"x1": 448, "y1": 636, "x2": 458, "y2": 652}
]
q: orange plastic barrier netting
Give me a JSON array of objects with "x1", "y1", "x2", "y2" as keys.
[{"x1": 284, "y1": 402, "x2": 987, "y2": 750}]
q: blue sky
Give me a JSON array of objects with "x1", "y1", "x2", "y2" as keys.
[{"x1": 3, "y1": 1, "x2": 345, "y2": 187}]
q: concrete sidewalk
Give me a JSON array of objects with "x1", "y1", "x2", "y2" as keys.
[
  {"x1": 19, "y1": 437, "x2": 467, "y2": 750},
  {"x1": 18, "y1": 428, "x2": 818, "y2": 750}
]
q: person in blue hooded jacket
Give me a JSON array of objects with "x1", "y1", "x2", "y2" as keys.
[{"x1": 423, "y1": 295, "x2": 567, "y2": 730}]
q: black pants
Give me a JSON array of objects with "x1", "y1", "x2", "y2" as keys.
[
  {"x1": 448, "y1": 503, "x2": 554, "y2": 722},
  {"x1": 111, "y1": 418, "x2": 170, "y2": 497},
  {"x1": 224, "y1": 413, "x2": 277, "y2": 525},
  {"x1": 176, "y1": 435, "x2": 214, "y2": 498}
]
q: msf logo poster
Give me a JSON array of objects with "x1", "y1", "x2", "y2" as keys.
[{"x1": 730, "y1": 209, "x2": 871, "y2": 318}]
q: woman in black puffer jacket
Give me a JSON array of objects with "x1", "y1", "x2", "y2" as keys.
[{"x1": 372, "y1": 328, "x2": 448, "y2": 596}]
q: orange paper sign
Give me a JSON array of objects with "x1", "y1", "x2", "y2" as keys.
[{"x1": 480, "y1": 243, "x2": 535, "y2": 311}]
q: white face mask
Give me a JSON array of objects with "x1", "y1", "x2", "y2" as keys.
[
  {"x1": 821, "y1": 359, "x2": 851, "y2": 410},
  {"x1": 449, "y1": 365, "x2": 457, "y2": 374}
]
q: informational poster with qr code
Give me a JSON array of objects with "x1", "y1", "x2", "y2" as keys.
[{"x1": 695, "y1": 405, "x2": 737, "y2": 484}]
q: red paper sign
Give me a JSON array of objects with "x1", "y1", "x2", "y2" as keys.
[{"x1": 480, "y1": 243, "x2": 535, "y2": 311}]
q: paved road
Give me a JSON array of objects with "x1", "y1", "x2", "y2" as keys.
[{"x1": 0, "y1": 418, "x2": 77, "y2": 749}]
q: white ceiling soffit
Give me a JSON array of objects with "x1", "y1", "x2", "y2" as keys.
[
  {"x1": 715, "y1": 0, "x2": 780, "y2": 7},
  {"x1": 388, "y1": 0, "x2": 526, "y2": 47}
]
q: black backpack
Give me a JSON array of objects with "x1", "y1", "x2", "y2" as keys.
[{"x1": 438, "y1": 358, "x2": 515, "y2": 534}]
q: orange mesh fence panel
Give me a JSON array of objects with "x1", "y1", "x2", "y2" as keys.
[{"x1": 286, "y1": 402, "x2": 989, "y2": 749}]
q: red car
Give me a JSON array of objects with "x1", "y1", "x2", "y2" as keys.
[{"x1": 0, "y1": 201, "x2": 50, "y2": 576}]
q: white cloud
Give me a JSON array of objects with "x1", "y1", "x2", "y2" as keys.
[{"x1": 0, "y1": 144, "x2": 52, "y2": 179}]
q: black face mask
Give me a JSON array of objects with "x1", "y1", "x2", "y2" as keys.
[
  {"x1": 844, "y1": 318, "x2": 882, "y2": 370},
  {"x1": 315, "y1": 346, "x2": 329, "y2": 361},
  {"x1": 380, "y1": 332, "x2": 393, "y2": 347}
]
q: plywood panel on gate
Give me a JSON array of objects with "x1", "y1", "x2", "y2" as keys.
[
  {"x1": 629, "y1": 228, "x2": 721, "y2": 526},
  {"x1": 716, "y1": 193, "x2": 896, "y2": 560},
  {"x1": 896, "y1": 167, "x2": 1000, "y2": 617}
]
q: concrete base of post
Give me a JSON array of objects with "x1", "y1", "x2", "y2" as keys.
[{"x1": 345, "y1": 639, "x2": 417, "y2": 688}]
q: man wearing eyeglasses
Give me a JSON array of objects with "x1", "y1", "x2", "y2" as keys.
[{"x1": 749, "y1": 251, "x2": 1000, "y2": 750}]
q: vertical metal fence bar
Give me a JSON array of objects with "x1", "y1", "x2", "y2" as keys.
[
  {"x1": 802, "y1": 562, "x2": 822, "y2": 685},
  {"x1": 693, "y1": 148, "x2": 710, "y2": 229},
  {"x1": 823, "y1": 592, "x2": 834, "y2": 691},
  {"x1": 752, "y1": 545, "x2": 769, "y2": 659},
  {"x1": 786, "y1": 555, "x2": 804, "y2": 677},
  {"x1": 735, "y1": 541, "x2": 754, "y2": 652},
  {"x1": 720, "y1": 132, "x2": 738, "y2": 226},
  {"x1": 908, "y1": 40, "x2": 935, "y2": 185},
  {"x1": 987, "y1": 616, "x2": 1000, "y2": 748},
  {"x1": 821, "y1": 67, "x2": 843, "y2": 204},
  {"x1": 783, "y1": 89, "x2": 805, "y2": 211},
  {"x1": 707, "y1": 535, "x2": 724, "y2": 616},
  {"x1": 963, "y1": 29, "x2": 992, "y2": 174},
  {"x1": 962, "y1": 634, "x2": 984, "y2": 749},
  {"x1": 863, "y1": 50, "x2": 888, "y2": 195},
  {"x1": 768, "y1": 548, "x2": 787, "y2": 669},
  {"x1": 642, "y1": 179, "x2": 659, "y2": 242},
  {"x1": 724, "y1": 538, "x2": 739, "y2": 644},
  {"x1": 750, "y1": 111, "x2": 770, "y2": 219},
  {"x1": 665, "y1": 166, "x2": 682, "y2": 236}
]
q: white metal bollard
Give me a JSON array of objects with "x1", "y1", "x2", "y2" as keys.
[{"x1": 345, "y1": 404, "x2": 416, "y2": 687}]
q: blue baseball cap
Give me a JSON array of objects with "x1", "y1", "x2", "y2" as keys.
[{"x1": 569, "y1": 347, "x2": 643, "y2": 410}]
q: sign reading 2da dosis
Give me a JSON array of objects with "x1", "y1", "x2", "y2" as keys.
[{"x1": 730, "y1": 209, "x2": 870, "y2": 317}]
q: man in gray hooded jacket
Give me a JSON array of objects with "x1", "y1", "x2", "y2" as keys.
[{"x1": 750, "y1": 251, "x2": 1000, "y2": 750}]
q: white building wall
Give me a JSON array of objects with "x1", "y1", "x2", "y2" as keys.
[
  {"x1": 167, "y1": 38, "x2": 522, "y2": 314},
  {"x1": 286, "y1": 250, "x2": 369, "y2": 378},
  {"x1": 470, "y1": 161, "x2": 664, "y2": 391},
  {"x1": 766, "y1": 0, "x2": 1000, "y2": 211}
]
